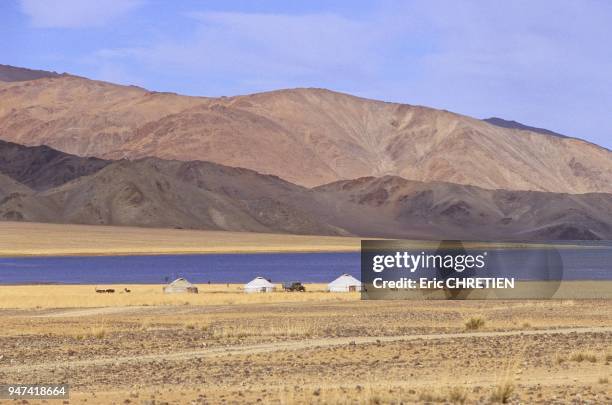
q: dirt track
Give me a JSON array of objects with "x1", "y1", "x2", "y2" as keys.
[
  {"x1": 2, "y1": 326, "x2": 610, "y2": 372},
  {"x1": 1, "y1": 299, "x2": 610, "y2": 404}
]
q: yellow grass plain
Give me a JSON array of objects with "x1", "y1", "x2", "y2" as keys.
[
  {"x1": 0, "y1": 283, "x2": 358, "y2": 309},
  {"x1": 0, "y1": 221, "x2": 363, "y2": 256},
  {"x1": 0, "y1": 291, "x2": 610, "y2": 404},
  {"x1": 2, "y1": 282, "x2": 612, "y2": 310}
]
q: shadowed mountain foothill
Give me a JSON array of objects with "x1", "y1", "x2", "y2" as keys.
[
  {"x1": 0, "y1": 141, "x2": 610, "y2": 240},
  {"x1": 314, "y1": 176, "x2": 612, "y2": 240},
  {"x1": 0, "y1": 140, "x2": 110, "y2": 191}
]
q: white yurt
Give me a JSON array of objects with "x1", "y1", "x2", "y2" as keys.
[
  {"x1": 244, "y1": 277, "x2": 275, "y2": 293},
  {"x1": 327, "y1": 274, "x2": 362, "y2": 292},
  {"x1": 163, "y1": 278, "x2": 199, "y2": 294}
]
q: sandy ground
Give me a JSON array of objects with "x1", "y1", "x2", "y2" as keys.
[
  {"x1": 1, "y1": 222, "x2": 584, "y2": 258},
  {"x1": 0, "y1": 221, "x2": 363, "y2": 256},
  {"x1": 0, "y1": 287, "x2": 610, "y2": 404}
]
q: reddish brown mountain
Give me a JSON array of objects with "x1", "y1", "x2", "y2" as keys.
[{"x1": 0, "y1": 66, "x2": 610, "y2": 194}]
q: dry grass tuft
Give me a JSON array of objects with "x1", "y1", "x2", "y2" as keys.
[
  {"x1": 211, "y1": 323, "x2": 314, "y2": 340},
  {"x1": 418, "y1": 388, "x2": 446, "y2": 403},
  {"x1": 416, "y1": 386, "x2": 468, "y2": 404},
  {"x1": 464, "y1": 316, "x2": 485, "y2": 331},
  {"x1": 61, "y1": 326, "x2": 108, "y2": 340},
  {"x1": 490, "y1": 380, "x2": 514, "y2": 403},
  {"x1": 570, "y1": 351, "x2": 597, "y2": 363},
  {"x1": 447, "y1": 386, "x2": 469, "y2": 404}
]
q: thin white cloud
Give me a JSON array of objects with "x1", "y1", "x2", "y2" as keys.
[
  {"x1": 379, "y1": 0, "x2": 612, "y2": 138},
  {"x1": 20, "y1": 0, "x2": 144, "y2": 28},
  {"x1": 90, "y1": 10, "x2": 404, "y2": 95},
  {"x1": 157, "y1": 12, "x2": 382, "y2": 82}
]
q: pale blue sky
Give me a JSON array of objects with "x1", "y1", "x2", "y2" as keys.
[{"x1": 2, "y1": 0, "x2": 612, "y2": 149}]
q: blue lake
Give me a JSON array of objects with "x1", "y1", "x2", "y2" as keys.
[
  {"x1": 0, "y1": 253, "x2": 360, "y2": 284},
  {"x1": 0, "y1": 246, "x2": 610, "y2": 284}
]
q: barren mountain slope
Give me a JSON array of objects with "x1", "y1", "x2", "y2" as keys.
[
  {"x1": 483, "y1": 117, "x2": 569, "y2": 139},
  {"x1": 0, "y1": 140, "x2": 110, "y2": 191},
  {"x1": 0, "y1": 146, "x2": 610, "y2": 240},
  {"x1": 0, "y1": 173, "x2": 60, "y2": 223},
  {"x1": 315, "y1": 176, "x2": 612, "y2": 240},
  {"x1": 0, "y1": 172, "x2": 31, "y2": 198},
  {"x1": 3, "y1": 158, "x2": 350, "y2": 236},
  {"x1": 0, "y1": 64, "x2": 62, "y2": 82},
  {"x1": 0, "y1": 75, "x2": 204, "y2": 156},
  {"x1": 0, "y1": 68, "x2": 610, "y2": 193}
]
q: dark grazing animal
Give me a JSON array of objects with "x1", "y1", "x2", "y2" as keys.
[{"x1": 94, "y1": 287, "x2": 115, "y2": 293}]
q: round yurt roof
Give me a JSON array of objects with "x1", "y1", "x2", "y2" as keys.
[
  {"x1": 328, "y1": 274, "x2": 361, "y2": 287},
  {"x1": 245, "y1": 277, "x2": 274, "y2": 288},
  {"x1": 167, "y1": 277, "x2": 194, "y2": 287}
]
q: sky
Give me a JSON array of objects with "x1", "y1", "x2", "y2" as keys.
[{"x1": 1, "y1": 0, "x2": 612, "y2": 149}]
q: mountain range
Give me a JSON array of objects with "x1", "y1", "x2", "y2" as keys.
[
  {"x1": 0, "y1": 65, "x2": 610, "y2": 240},
  {"x1": 1, "y1": 65, "x2": 610, "y2": 194},
  {"x1": 0, "y1": 139, "x2": 610, "y2": 240}
]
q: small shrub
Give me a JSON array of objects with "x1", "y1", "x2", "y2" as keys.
[
  {"x1": 606, "y1": 353, "x2": 612, "y2": 363},
  {"x1": 184, "y1": 323, "x2": 196, "y2": 330},
  {"x1": 598, "y1": 377, "x2": 609, "y2": 384},
  {"x1": 418, "y1": 389, "x2": 444, "y2": 403},
  {"x1": 448, "y1": 386, "x2": 468, "y2": 404},
  {"x1": 490, "y1": 381, "x2": 514, "y2": 403},
  {"x1": 570, "y1": 352, "x2": 597, "y2": 363},
  {"x1": 90, "y1": 327, "x2": 106, "y2": 339},
  {"x1": 367, "y1": 395, "x2": 381, "y2": 405},
  {"x1": 465, "y1": 317, "x2": 485, "y2": 331}
]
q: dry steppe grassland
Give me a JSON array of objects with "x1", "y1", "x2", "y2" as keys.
[
  {"x1": 0, "y1": 284, "x2": 610, "y2": 404},
  {"x1": 0, "y1": 221, "x2": 362, "y2": 256}
]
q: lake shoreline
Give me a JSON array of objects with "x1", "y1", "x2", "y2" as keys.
[{"x1": 1, "y1": 282, "x2": 611, "y2": 309}]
